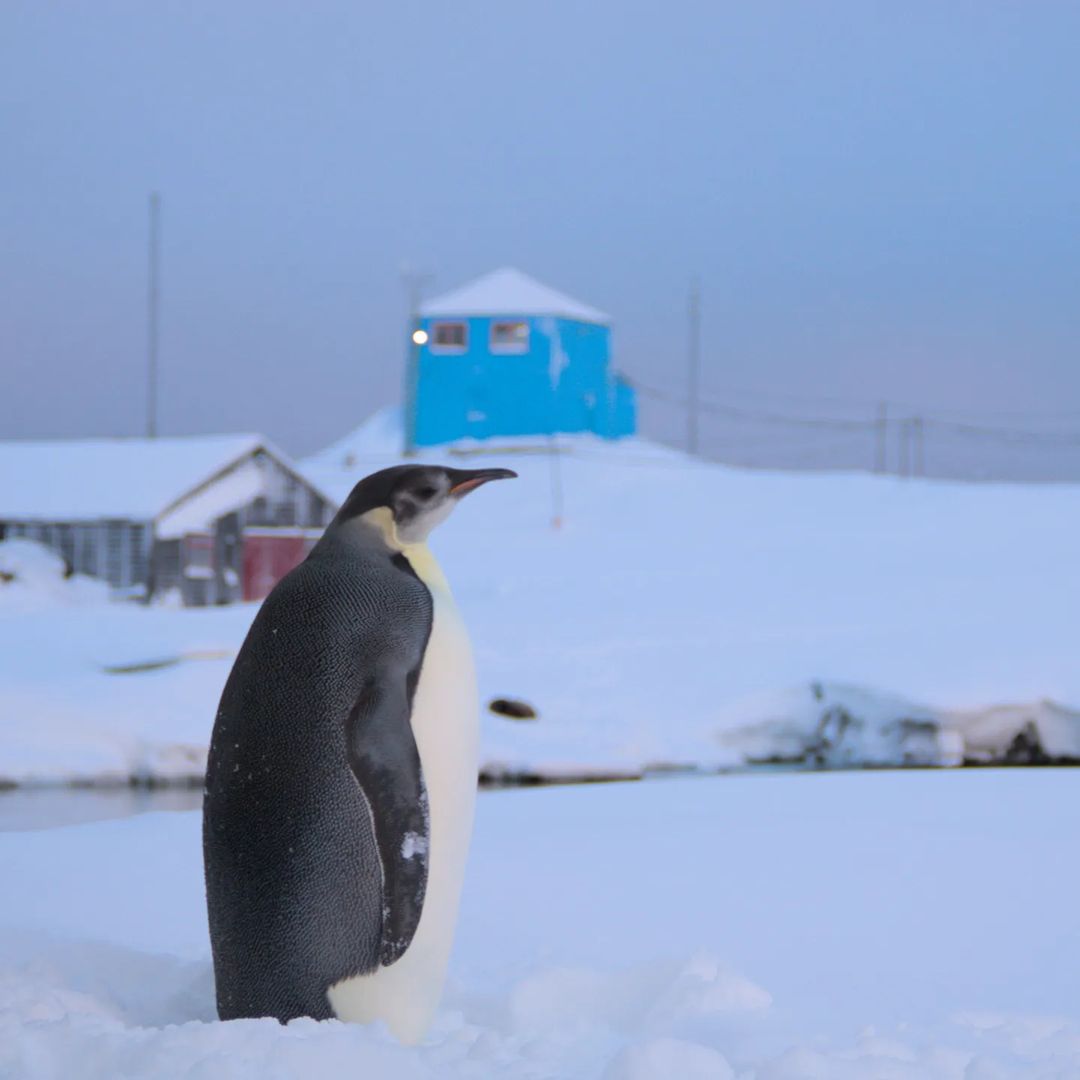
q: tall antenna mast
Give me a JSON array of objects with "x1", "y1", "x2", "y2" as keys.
[
  {"x1": 146, "y1": 192, "x2": 161, "y2": 438},
  {"x1": 875, "y1": 401, "x2": 888, "y2": 473},
  {"x1": 400, "y1": 264, "x2": 433, "y2": 456},
  {"x1": 687, "y1": 277, "x2": 701, "y2": 455}
]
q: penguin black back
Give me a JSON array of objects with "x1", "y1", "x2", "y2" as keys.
[{"x1": 203, "y1": 533, "x2": 433, "y2": 1020}]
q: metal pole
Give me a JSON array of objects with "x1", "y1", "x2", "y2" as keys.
[
  {"x1": 147, "y1": 192, "x2": 161, "y2": 438},
  {"x1": 405, "y1": 281, "x2": 418, "y2": 457},
  {"x1": 874, "y1": 401, "x2": 888, "y2": 474},
  {"x1": 687, "y1": 278, "x2": 701, "y2": 455},
  {"x1": 401, "y1": 267, "x2": 431, "y2": 457},
  {"x1": 548, "y1": 433, "x2": 564, "y2": 530}
]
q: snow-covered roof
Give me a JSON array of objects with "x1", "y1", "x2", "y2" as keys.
[
  {"x1": 0, "y1": 434, "x2": 295, "y2": 523},
  {"x1": 155, "y1": 454, "x2": 269, "y2": 540},
  {"x1": 420, "y1": 268, "x2": 610, "y2": 324}
]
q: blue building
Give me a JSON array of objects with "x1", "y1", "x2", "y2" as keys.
[{"x1": 407, "y1": 268, "x2": 636, "y2": 447}]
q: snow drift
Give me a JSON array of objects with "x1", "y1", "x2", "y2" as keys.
[{"x1": 0, "y1": 538, "x2": 110, "y2": 612}]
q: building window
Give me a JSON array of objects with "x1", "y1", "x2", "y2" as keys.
[
  {"x1": 249, "y1": 496, "x2": 270, "y2": 526},
  {"x1": 184, "y1": 535, "x2": 215, "y2": 579},
  {"x1": 129, "y1": 524, "x2": 147, "y2": 585},
  {"x1": 57, "y1": 524, "x2": 75, "y2": 573},
  {"x1": 431, "y1": 322, "x2": 467, "y2": 351},
  {"x1": 490, "y1": 321, "x2": 529, "y2": 353},
  {"x1": 105, "y1": 521, "x2": 126, "y2": 588},
  {"x1": 75, "y1": 525, "x2": 99, "y2": 576}
]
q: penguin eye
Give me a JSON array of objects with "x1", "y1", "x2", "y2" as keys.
[{"x1": 415, "y1": 484, "x2": 438, "y2": 501}]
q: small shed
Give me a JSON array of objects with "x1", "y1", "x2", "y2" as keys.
[
  {"x1": 0, "y1": 435, "x2": 337, "y2": 606},
  {"x1": 409, "y1": 268, "x2": 636, "y2": 447}
]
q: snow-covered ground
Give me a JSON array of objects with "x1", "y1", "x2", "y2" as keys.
[
  {"x1": 1, "y1": 770, "x2": 1078, "y2": 1078},
  {"x1": 1, "y1": 411, "x2": 1078, "y2": 783},
  {"x1": 0, "y1": 539, "x2": 109, "y2": 613}
]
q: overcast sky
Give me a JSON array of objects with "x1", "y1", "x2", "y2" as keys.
[{"x1": 3, "y1": 1, "x2": 1080, "y2": 456}]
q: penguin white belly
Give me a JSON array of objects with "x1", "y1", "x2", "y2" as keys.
[{"x1": 327, "y1": 546, "x2": 479, "y2": 1043}]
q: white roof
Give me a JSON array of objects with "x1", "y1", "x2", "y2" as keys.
[
  {"x1": 420, "y1": 268, "x2": 609, "y2": 324},
  {"x1": 155, "y1": 454, "x2": 269, "y2": 540},
  {"x1": 0, "y1": 434, "x2": 275, "y2": 522}
]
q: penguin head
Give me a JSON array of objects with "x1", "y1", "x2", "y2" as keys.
[{"x1": 335, "y1": 464, "x2": 517, "y2": 547}]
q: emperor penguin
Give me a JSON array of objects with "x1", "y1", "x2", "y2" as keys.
[{"x1": 203, "y1": 463, "x2": 515, "y2": 1043}]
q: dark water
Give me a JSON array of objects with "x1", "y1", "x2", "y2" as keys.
[
  {"x1": 4, "y1": 763, "x2": 1056, "y2": 833},
  {"x1": 0, "y1": 771, "x2": 700, "y2": 831},
  {"x1": 0, "y1": 778, "x2": 631, "y2": 832},
  {"x1": 0, "y1": 786, "x2": 204, "y2": 832}
]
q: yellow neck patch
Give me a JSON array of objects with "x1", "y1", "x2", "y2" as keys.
[
  {"x1": 358, "y1": 507, "x2": 452, "y2": 596},
  {"x1": 400, "y1": 543, "x2": 452, "y2": 596}
]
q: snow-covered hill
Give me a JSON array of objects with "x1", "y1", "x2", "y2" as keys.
[{"x1": 0, "y1": 410, "x2": 1077, "y2": 784}]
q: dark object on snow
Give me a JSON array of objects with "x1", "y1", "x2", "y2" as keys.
[
  {"x1": 488, "y1": 697, "x2": 538, "y2": 721},
  {"x1": 964, "y1": 716, "x2": 1080, "y2": 768},
  {"x1": 1004, "y1": 720, "x2": 1050, "y2": 765}
]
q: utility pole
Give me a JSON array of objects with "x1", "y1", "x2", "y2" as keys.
[
  {"x1": 913, "y1": 416, "x2": 925, "y2": 478},
  {"x1": 687, "y1": 277, "x2": 701, "y2": 455},
  {"x1": 874, "y1": 402, "x2": 888, "y2": 474},
  {"x1": 898, "y1": 419, "x2": 912, "y2": 478},
  {"x1": 146, "y1": 192, "x2": 161, "y2": 438},
  {"x1": 547, "y1": 433, "x2": 564, "y2": 530},
  {"x1": 400, "y1": 265, "x2": 433, "y2": 456}
]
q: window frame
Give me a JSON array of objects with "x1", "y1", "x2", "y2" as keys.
[
  {"x1": 430, "y1": 321, "x2": 469, "y2": 353},
  {"x1": 489, "y1": 320, "x2": 530, "y2": 354}
]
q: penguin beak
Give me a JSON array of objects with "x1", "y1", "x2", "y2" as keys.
[{"x1": 447, "y1": 468, "x2": 518, "y2": 497}]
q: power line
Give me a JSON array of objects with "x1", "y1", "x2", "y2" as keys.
[
  {"x1": 923, "y1": 416, "x2": 1080, "y2": 445},
  {"x1": 695, "y1": 397, "x2": 875, "y2": 431},
  {"x1": 627, "y1": 375, "x2": 1080, "y2": 425},
  {"x1": 628, "y1": 377, "x2": 1080, "y2": 447},
  {"x1": 633, "y1": 380, "x2": 878, "y2": 430}
]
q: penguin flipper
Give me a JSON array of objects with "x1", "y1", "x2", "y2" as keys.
[{"x1": 345, "y1": 667, "x2": 429, "y2": 966}]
